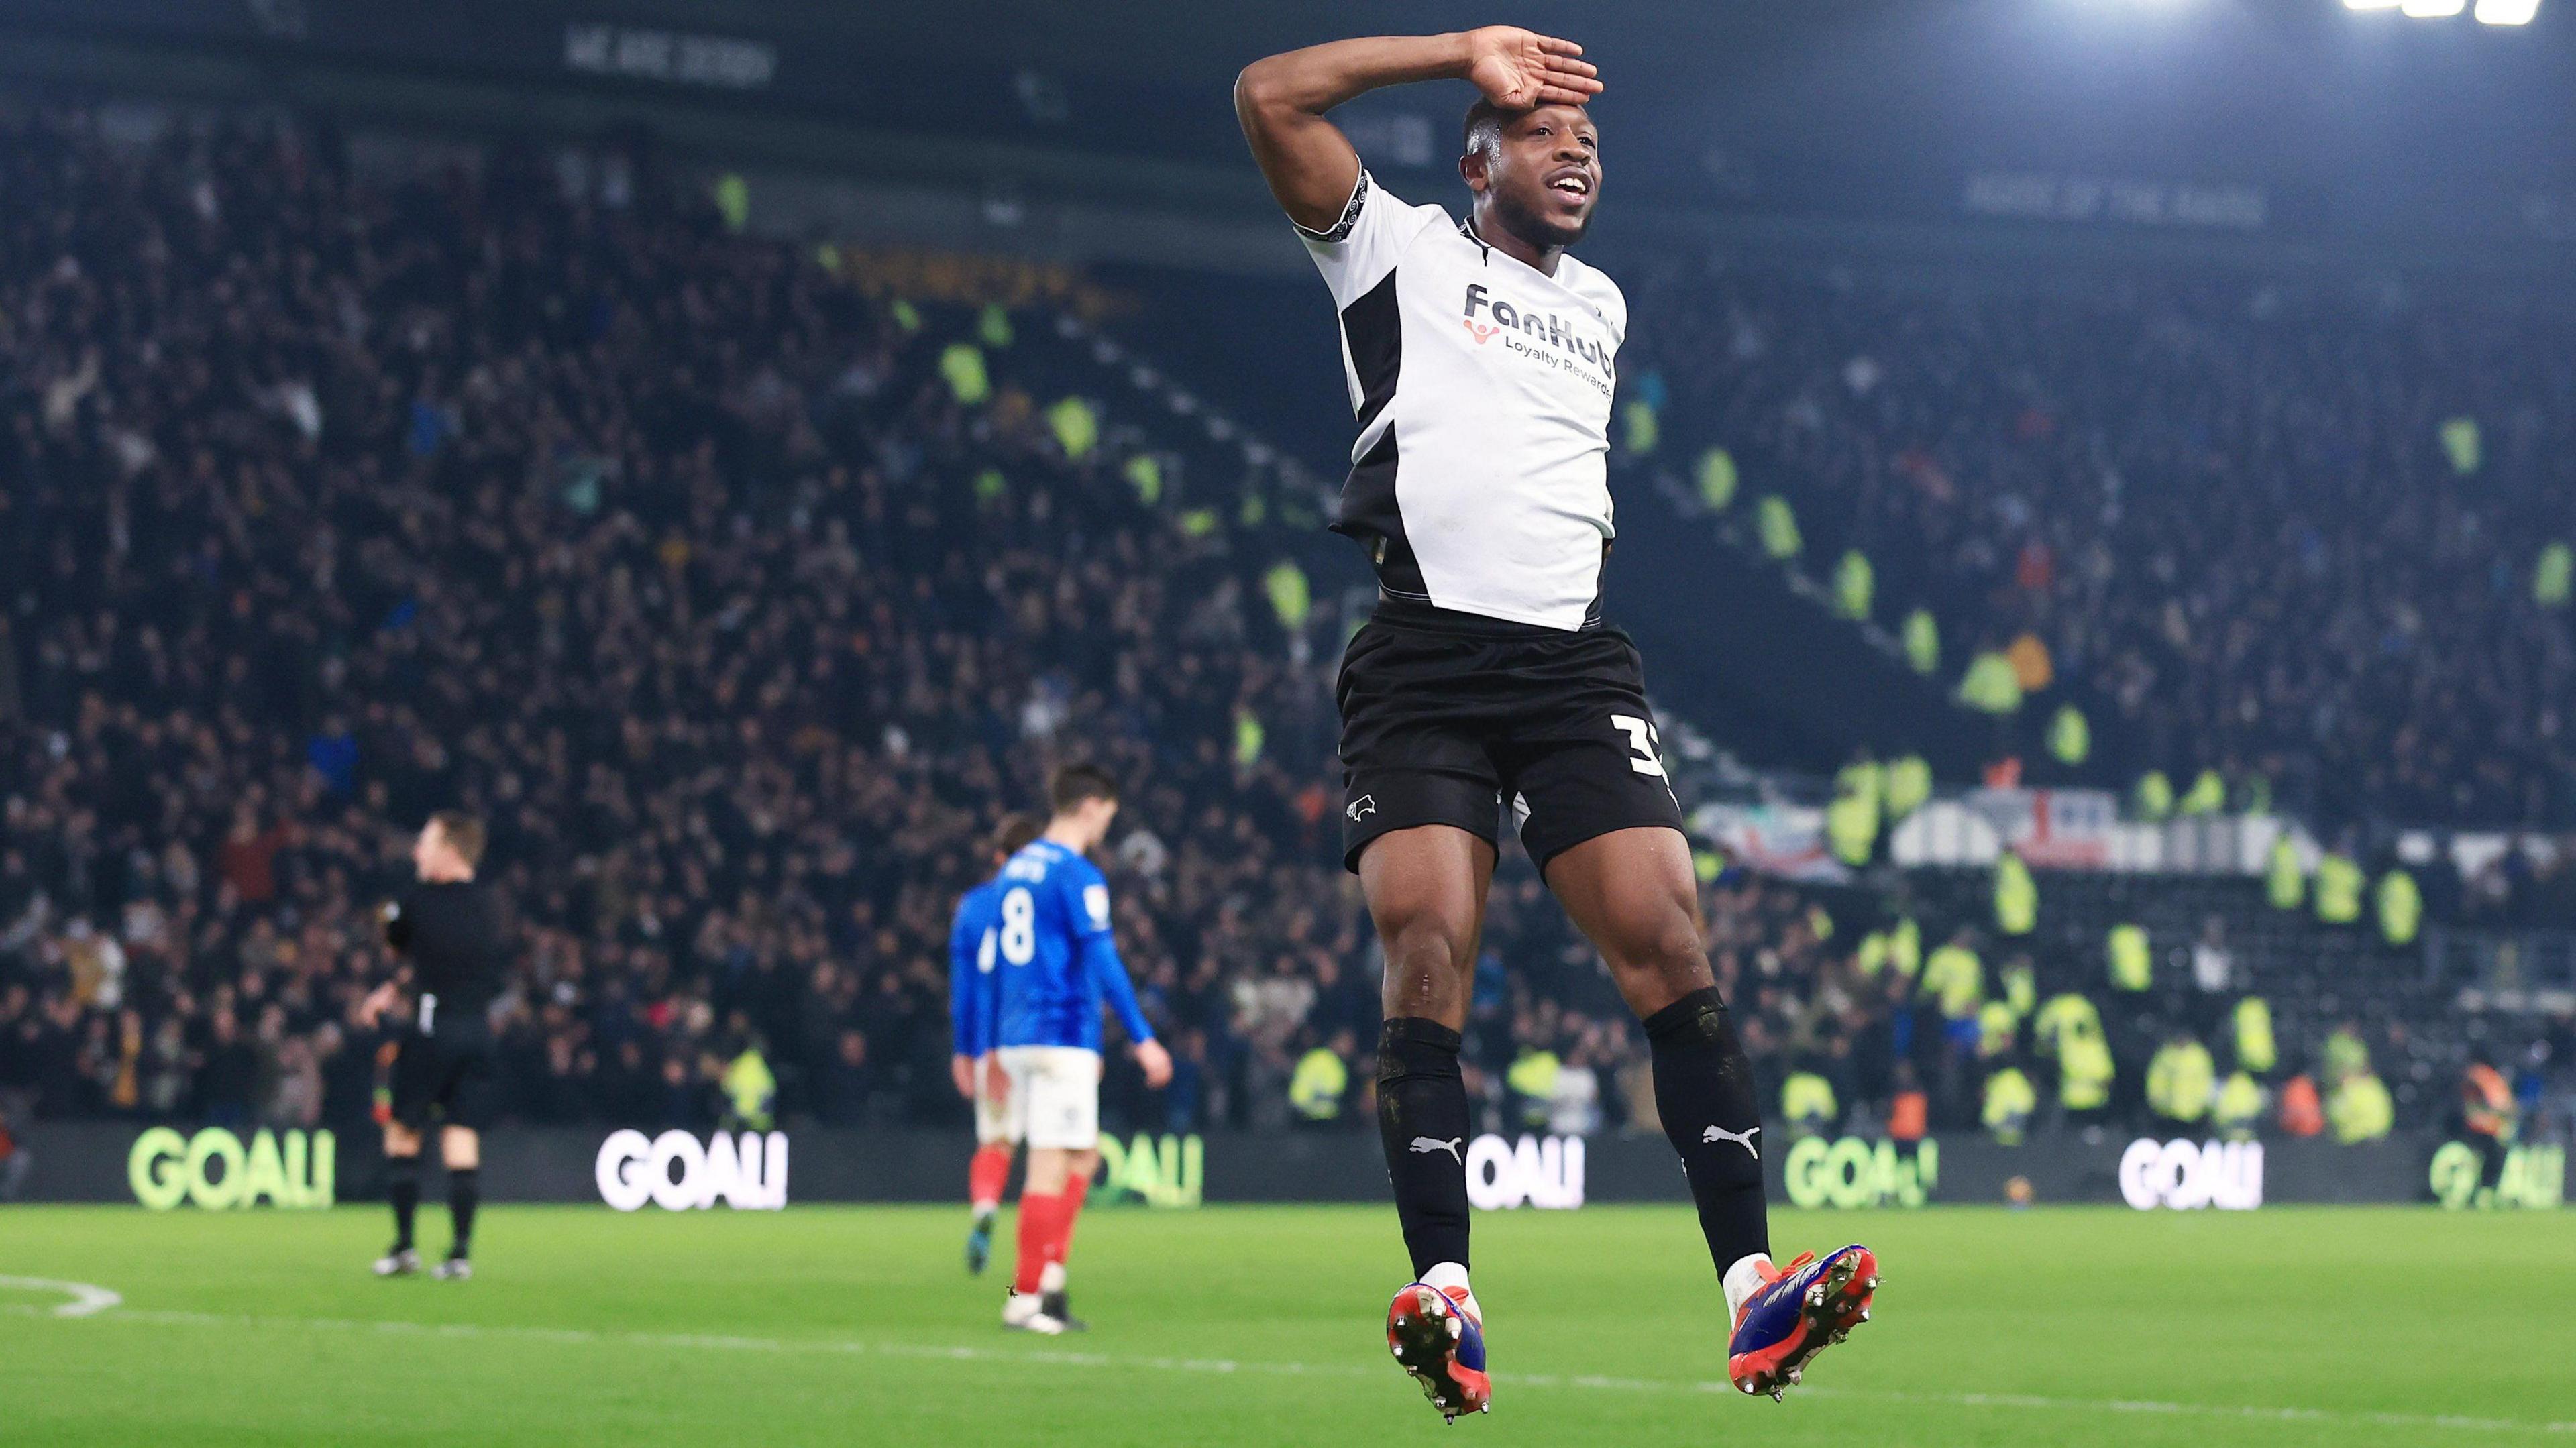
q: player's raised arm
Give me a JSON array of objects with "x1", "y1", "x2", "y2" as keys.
[{"x1": 1234, "y1": 29, "x2": 1600, "y2": 232}]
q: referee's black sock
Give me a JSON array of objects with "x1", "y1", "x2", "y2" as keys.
[
  {"x1": 447, "y1": 1168, "x2": 480, "y2": 1260},
  {"x1": 1644, "y1": 988, "x2": 1771, "y2": 1280},
  {"x1": 385, "y1": 1154, "x2": 419, "y2": 1252},
  {"x1": 1375, "y1": 1017, "x2": 1472, "y2": 1279}
]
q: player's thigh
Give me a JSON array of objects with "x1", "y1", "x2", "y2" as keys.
[
  {"x1": 1019, "y1": 1047, "x2": 1102, "y2": 1152},
  {"x1": 1358, "y1": 824, "x2": 1497, "y2": 1027},
  {"x1": 1542, "y1": 826, "x2": 1711, "y2": 1018},
  {"x1": 974, "y1": 1063, "x2": 1021, "y2": 1147}
]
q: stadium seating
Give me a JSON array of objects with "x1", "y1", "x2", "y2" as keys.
[{"x1": 0, "y1": 108, "x2": 2567, "y2": 1152}]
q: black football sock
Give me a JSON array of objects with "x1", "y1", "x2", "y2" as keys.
[
  {"x1": 447, "y1": 1168, "x2": 480, "y2": 1260},
  {"x1": 386, "y1": 1154, "x2": 419, "y2": 1252},
  {"x1": 1376, "y1": 1017, "x2": 1473, "y2": 1278},
  {"x1": 1644, "y1": 988, "x2": 1771, "y2": 1278}
]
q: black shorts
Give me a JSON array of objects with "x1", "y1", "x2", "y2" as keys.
[
  {"x1": 390, "y1": 1028, "x2": 498, "y2": 1131},
  {"x1": 1336, "y1": 614, "x2": 1685, "y2": 873}
]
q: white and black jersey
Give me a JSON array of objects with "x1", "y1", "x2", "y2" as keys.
[{"x1": 1300, "y1": 169, "x2": 1626, "y2": 634}]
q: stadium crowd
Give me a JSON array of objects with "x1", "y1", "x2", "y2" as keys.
[
  {"x1": 1627, "y1": 264, "x2": 2576, "y2": 832},
  {"x1": 0, "y1": 107, "x2": 2566, "y2": 1163}
]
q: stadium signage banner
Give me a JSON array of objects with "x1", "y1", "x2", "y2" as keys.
[
  {"x1": 2117, "y1": 1138, "x2": 2263, "y2": 1211},
  {"x1": 1782, "y1": 1137, "x2": 1937, "y2": 1209},
  {"x1": 1464, "y1": 1134, "x2": 1585, "y2": 1211},
  {"x1": 1096, "y1": 1133, "x2": 1201, "y2": 1208},
  {"x1": 594, "y1": 1130, "x2": 788, "y2": 1211},
  {"x1": 2428, "y1": 1141, "x2": 2565, "y2": 1210},
  {"x1": 127, "y1": 1127, "x2": 335, "y2": 1211}
]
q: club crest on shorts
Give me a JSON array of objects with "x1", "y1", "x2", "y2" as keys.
[{"x1": 1347, "y1": 795, "x2": 1377, "y2": 822}]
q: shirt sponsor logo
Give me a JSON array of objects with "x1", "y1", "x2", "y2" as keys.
[{"x1": 1461, "y1": 284, "x2": 1616, "y2": 386}]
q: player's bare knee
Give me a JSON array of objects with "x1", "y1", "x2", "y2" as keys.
[
  {"x1": 1601, "y1": 913, "x2": 1712, "y2": 1008},
  {"x1": 1379, "y1": 914, "x2": 1471, "y2": 1019}
]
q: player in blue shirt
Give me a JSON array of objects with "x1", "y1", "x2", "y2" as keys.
[
  {"x1": 989, "y1": 765, "x2": 1171, "y2": 1335},
  {"x1": 948, "y1": 812, "x2": 1042, "y2": 1277}
]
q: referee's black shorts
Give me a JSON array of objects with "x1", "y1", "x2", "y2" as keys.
[
  {"x1": 390, "y1": 1026, "x2": 498, "y2": 1132},
  {"x1": 1336, "y1": 613, "x2": 1686, "y2": 874}
]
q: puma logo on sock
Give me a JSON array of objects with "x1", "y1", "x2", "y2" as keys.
[
  {"x1": 1409, "y1": 1136, "x2": 1464, "y2": 1163},
  {"x1": 1701, "y1": 1124, "x2": 1760, "y2": 1159}
]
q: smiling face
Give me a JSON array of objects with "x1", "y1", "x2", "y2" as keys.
[{"x1": 1463, "y1": 102, "x2": 1601, "y2": 252}]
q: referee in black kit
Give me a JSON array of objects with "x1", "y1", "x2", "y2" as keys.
[{"x1": 360, "y1": 811, "x2": 508, "y2": 1281}]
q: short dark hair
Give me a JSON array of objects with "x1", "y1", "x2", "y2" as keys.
[
  {"x1": 1463, "y1": 98, "x2": 1511, "y2": 164},
  {"x1": 429, "y1": 810, "x2": 487, "y2": 868},
  {"x1": 988, "y1": 811, "x2": 1040, "y2": 860},
  {"x1": 1046, "y1": 763, "x2": 1119, "y2": 815}
]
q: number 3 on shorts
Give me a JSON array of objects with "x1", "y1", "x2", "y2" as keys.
[{"x1": 1611, "y1": 714, "x2": 1666, "y2": 778}]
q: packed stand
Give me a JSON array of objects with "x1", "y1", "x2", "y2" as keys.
[
  {"x1": 0, "y1": 107, "x2": 2560, "y2": 1162},
  {"x1": 1623, "y1": 264, "x2": 2576, "y2": 831}
]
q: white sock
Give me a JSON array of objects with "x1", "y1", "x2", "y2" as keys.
[
  {"x1": 1421, "y1": 1260, "x2": 1481, "y2": 1323},
  {"x1": 1038, "y1": 1261, "x2": 1067, "y2": 1294},
  {"x1": 1723, "y1": 1253, "x2": 1774, "y2": 1323}
]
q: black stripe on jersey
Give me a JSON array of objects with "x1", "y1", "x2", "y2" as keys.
[
  {"x1": 1332, "y1": 427, "x2": 1429, "y2": 602},
  {"x1": 1341, "y1": 270, "x2": 1401, "y2": 432},
  {"x1": 1328, "y1": 267, "x2": 1427, "y2": 600}
]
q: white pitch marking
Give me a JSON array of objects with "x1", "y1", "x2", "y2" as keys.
[
  {"x1": 6, "y1": 1300, "x2": 2571, "y2": 1437},
  {"x1": 0, "y1": 1276, "x2": 122, "y2": 1318}
]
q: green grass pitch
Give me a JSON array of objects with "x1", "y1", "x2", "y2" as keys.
[{"x1": 4, "y1": 1202, "x2": 2569, "y2": 1446}]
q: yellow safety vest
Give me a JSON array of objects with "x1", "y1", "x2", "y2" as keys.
[
  {"x1": 1695, "y1": 447, "x2": 1739, "y2": 511},
  {"x1": 2107, "y1": 924, "x2": 2152, "y2": 992},
  {"x1": 2233, "y1": 997, "x2": 2276, "y2": 1075},
  {"x1": 2034, "y1": 993, "x2": 2102, "y2": 1058},
  {"x1": 2135, "y1": 771, "x2": 2174, "y2": 820},
  {"x1": 1855, "y1": 931, "x2": 1890, "y2": 979},
  {"x1": 2000, "y1": 960, "x2": 2037, "y2": 1018},
  {"x1": 1957, "y1": 652, "x2": 2023, "y2": 714},
  {"x1": 1922, "y1": 945, "x2": 1984, "y2": 1019},
  {"x1": 2178, "y1": 769, "x2": 2226, "y2": 816},
  {"x1": 1884, "y1": 755, "x2": 1933, "y2": 819},
  {"x1": 2049, "y1": 704, "x2": 2090, "y2": 767},
  {"x1": 2214, "y1": 1071, "x2": 2264, "y2": 1142},
  {"x1": 1782, "y1": 1072, "x2": 1837, "y2": 1134},
  {"x1": 723, "y1": 1049, "x2": 776, "y2": 1131},
  {"x1": 1994, "y1": 854, "x2": 2037, "y2": 936},
  {"x1": 2328, "y1": 1072, "x2": 2394, "y2": 1144},
  {"x1": 2315, "y1": 854, "x2": 2364, "y2": 924},
  {"x1": 2147, "y1": 1042, "x2": 2214, "y2": 1123},
  {"x1": 1758, "y1": 494, "x2": 1801, "y2": 559},
  {"x1": 1834, "y1": 550, "x2": 1874, "y2": 621},
  {"x1": 2377, "y1": 869, "x2": 2422, "y2": 946},
  {"x1": 1289, "y1": 1047, "x2": 1349, "y2": 1121},
  {"x1": 2265, "y1": 837, "x2": 2304, "y2": 910},
  {"x1": 1976, "y1": 1000, "x2": 2018, "y2": 1058},
  {"x1": 1903, "y1": 609, "x2": 1939, "y2": 675},
  {"x1": 1983, "y1": 1067, "x2": 2037, "y2": 1144},
  {"x1": 938, "y1": 343, "x2": 991, "y2": 405},
  {"x1": 2059, "y1": 1035, "x2": 2114, "y2": 1110}
]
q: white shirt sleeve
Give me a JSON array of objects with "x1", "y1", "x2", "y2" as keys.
[{"x1": 1297, "y1": 169, "x2": 1444, "y2": 310}]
